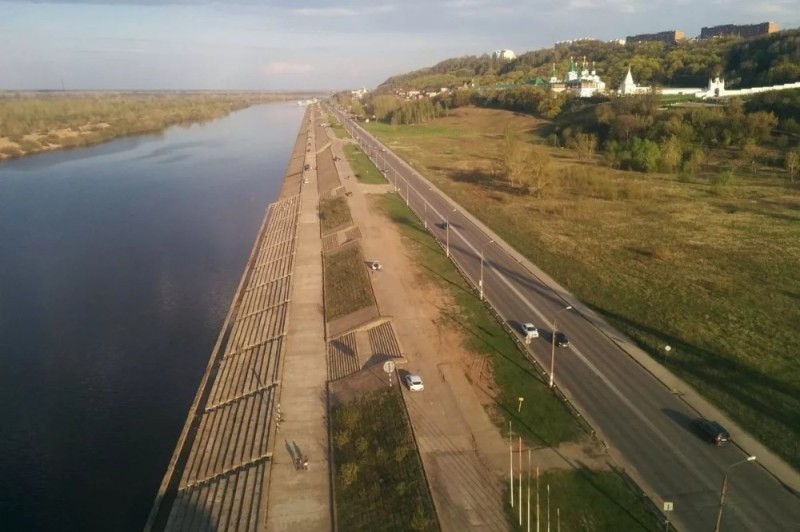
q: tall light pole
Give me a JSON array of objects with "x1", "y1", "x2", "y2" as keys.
[
  {"x1": 714, "y1": 456, "x2": 757, "y2": 532},
  {"x1": 480, "y1": 239, "x2": 495, "y2": 301},
  {"x1": 549, "y1": 305, "x2": 573, "y2": 388},
  {"x1": 445, "y1": 208, "x2": 456, "y2": 258}
]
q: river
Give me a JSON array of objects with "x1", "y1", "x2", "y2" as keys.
[{"x1": 0, "y1": 103, "x2": 306, "y2": 531}]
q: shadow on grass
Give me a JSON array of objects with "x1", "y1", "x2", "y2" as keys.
[{"x1": 432, "y1": 166, "x2": 530, "y2": 196}]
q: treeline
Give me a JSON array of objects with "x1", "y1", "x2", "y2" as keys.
[
  {"x1": 377, "y1": 29, "x2": 800, "y2": 93},
  {"x1": 554, "y1": 93, "x2": 796, "y2": 174},
  {"x1": 0, "y1": 91, "x2": 322, "y2": 159}
]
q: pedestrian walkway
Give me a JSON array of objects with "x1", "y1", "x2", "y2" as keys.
[{"x1": 264, "y1": 111, "x2": 332, "y2": 531}]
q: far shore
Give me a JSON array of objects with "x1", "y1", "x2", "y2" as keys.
[{"x1": 0, "y1": 91, "x2": 325, "y2": 162}]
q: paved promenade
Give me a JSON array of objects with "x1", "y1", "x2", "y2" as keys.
[{"x1": 264, "y1": 109, "x2": 332, "y2": 531}]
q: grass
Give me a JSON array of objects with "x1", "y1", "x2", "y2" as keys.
[
  {"x1": 343, "y1": 144, "x2": 387, "y2": 184},
  {"x1": 374, "y1": 192, "x2": 583, "y2": 446},
  {"x1": 324, "y1": 112, "x2": 349, "y2": 139},
  {"x1": 332, "y1": 387, "x2": 439, "y2": 531},
  {"x1": 323, "y1": 246, "x2": 376, "y2": 321},
  {"x1": 503, "y1": 468, "x2": 664, "y2": 531},
  {"x1": 364, "y1": 106, "x2": 800, "y2": 468},
  {"x1": 319, "y1": 196, "x2": 353, "y2": 234}
]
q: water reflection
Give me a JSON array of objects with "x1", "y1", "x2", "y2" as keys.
[{"x1": 0, "y1": 103, "x2": 305, "y2": 531}]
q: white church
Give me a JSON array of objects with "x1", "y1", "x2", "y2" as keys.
[{"x1": 548, "y1": 57, "x2": 607, "y2": 97}]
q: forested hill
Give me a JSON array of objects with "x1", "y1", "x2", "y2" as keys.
[{"x1": 379, "y1": 28, "x2": 800, "y2": 92}]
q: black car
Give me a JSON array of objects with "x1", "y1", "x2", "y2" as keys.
[
  {"x1": 692, "y1": 418, "x2": 730, "y2": 445},
  {"x1": 554, "y1": 332, "x2": 569, "y2": 347}
]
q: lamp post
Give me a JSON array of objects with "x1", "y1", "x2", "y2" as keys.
[
  {"x1": 714, "y1": 456, "x2": 757, "y2": 532},
  {"x1": 445, "y1": 208, "x2": 456, "y2": 258},
  {"x1": 664, "y1": 345, "x2": 672, "y2": 364},
  {"x1": 480, "y1": 240, "x2": 495, "y2": 301},
  {"x1": 549, "y1": 305, "x2": 573, "y2": 389}
]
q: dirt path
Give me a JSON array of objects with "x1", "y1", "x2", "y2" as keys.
[{"x1": 324, "y1": 124, "x2": 611, "y2": 530}]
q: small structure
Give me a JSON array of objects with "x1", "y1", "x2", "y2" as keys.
[{"x1": 548, "y1": 57, "x2": 607, "y2": 97}]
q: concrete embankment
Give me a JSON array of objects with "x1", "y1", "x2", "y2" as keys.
[{"x1": 144, "y1": 107, "x2": 322, "y2": 531}]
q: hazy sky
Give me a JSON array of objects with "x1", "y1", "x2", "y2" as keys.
[{"x1": 1, "y1": 0, "x2": 798, "y2": 91}]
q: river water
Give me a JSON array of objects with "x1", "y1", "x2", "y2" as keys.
[{"x1": 0, "y1": 103, "x2": 306, "y2": 531}]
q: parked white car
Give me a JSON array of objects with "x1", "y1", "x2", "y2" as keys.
[
  {"x1": 405, "y1": 374, "x2": 424, "y2": 391},
  {"x1": 521, "y1": 323, "x2": 539, "y2": 340}
]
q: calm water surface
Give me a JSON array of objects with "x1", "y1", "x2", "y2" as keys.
[{"x1": 0, "y1": 103, "x2": 305, "y2": 531}]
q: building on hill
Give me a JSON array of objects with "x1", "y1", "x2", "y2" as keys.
[
  {"x1": 618, "y1": 67, "x2": 650, "y2": 95},
  {"x1": 548, "y1": 57, "x2": 606, "y2": 97},
  {"x1": 626, "y1": 30, "x2": 685, "y2": 44},
  {"x1": 617, "y1": 69, "x2": 800, "y2": 99},
  {"x1": 493, "y1": 49, "x2": 516, "y2": 61},
  {"x1": 700, "y1": 22, "x2": 777, "y2": 39},
  {"x1": 554, "y1": 38, "x2": 599, "y2": 48}
]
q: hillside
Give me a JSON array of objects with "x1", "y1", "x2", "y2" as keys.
[{"x1": 378, "y1": 28, "x2": 800, "y2": 92}]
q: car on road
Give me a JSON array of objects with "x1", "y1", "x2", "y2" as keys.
[
  {"x1": 554, "y1": 332, "x2": 569, "y2": 347},
  {"x1": 691, "y1": 418, "x2": 730, "y2": 445},
  {"x1": 520, "y1": 323, "x2": 539, "y2": 340},
  {"x1": 405, "y1": 374, "x2": 424, "y2": 391}
]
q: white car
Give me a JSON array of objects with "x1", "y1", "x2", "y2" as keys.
[
  {"x1": 405, "y1": 374, "x2": 424, "y2": 391},
  {"x1": 521, "y1": 323, "x2": 539, "y2": 340}
]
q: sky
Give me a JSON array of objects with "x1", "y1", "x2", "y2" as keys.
[{"x1": 1, "y1": 0, "x2": 798, "y2": 91}]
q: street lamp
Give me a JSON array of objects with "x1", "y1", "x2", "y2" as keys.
[
  {"x1": 445, "y1": 208, "x2": 457, "y2": 258},
  {"x1": 714, "y1": 456, "x2": 757, "y2": 532},
  {"x1": 549, "y1": 305, "x2": 573, "y2": 388},
  {"x1": 480, "y1": 239, "x2": 495, "y2": 301}
]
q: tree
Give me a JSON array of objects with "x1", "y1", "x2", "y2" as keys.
[
  {"x1": 786, "y1": 150, "x2": 800, "y2": 182},
  {"x1": 683, "y1": 148, "x2": 706, "y2": 176},
  {"x1": 501, "y1": 128, "x2": 528, "y2": 187},
  {"x1": 527, "y1": 145, "x2": 552, "y2": 197},
  {"x1": 629, "y1": 138, "x2": 661, "y2": 172},
  {"x1": 575, "y1": 133, "x2": 597, "y2": 161},
  {"x1": 660, "y1": 135, "x2": 683, "y2": 173}
]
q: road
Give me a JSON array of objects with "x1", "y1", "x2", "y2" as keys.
[{"x1": 329, "y1": 106, "x2": 800, "y2": 531}]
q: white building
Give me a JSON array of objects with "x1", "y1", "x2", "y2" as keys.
[
  {"x1": 618, "y1": 67, "x2": 650, "y2": 95},
  {"x1": 549, "y1": 57, "x2": 606, "y2": 97},
  {"x1": 617, "y1": 69, "x2": 800, "y2": 99},
  {"x1": 493, "y1": 49, "x2": 516, "y2": 61}
]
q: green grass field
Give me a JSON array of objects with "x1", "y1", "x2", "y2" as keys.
[
  {"x1": 503, "y1": 468, "x2": 664, "y2": 531},
  {"x1": 323, "y1": 246, "x2": 376, "y2": 321},
  {"x1": 332, "y1": 387, "x2": 439, "y2": 531},
  {"x1": 364, "y1": 107, "x2": 800, "y2": 468},
  {"x1": 324, "y1": 112, "x2": 350, "y2": 138},
  {"x1": 343, "y1": 143, "x2": 387, "y2": 184},
  {"x1": 374, "y1": 193, "x2": 583, "y2": 446}
]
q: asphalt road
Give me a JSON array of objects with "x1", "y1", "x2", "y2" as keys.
[{"x1": 330, "y1": 107, "x2": 800, "y2": 531}]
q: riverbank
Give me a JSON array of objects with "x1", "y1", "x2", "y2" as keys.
[{"x1": 0, "y1": 91, "x2": 323, "y2": 161}]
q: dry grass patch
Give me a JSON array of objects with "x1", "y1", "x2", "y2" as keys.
[
  {"x1": 364, "y1": 106, "x2": 800, "y2": 468},
  {"x1": 324, "y1": 245, "x2": 377, "y2": 321},
  {"x1": 319, "y1": 196, "x2": 353, "y2": 235}
]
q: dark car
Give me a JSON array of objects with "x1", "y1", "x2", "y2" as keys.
[
  {"x1": 692, "y1": 418, "x2": 730, "y2": 445},
  {"x1": 554, "y1": 332, "x2": 569, "y2": 347}
]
